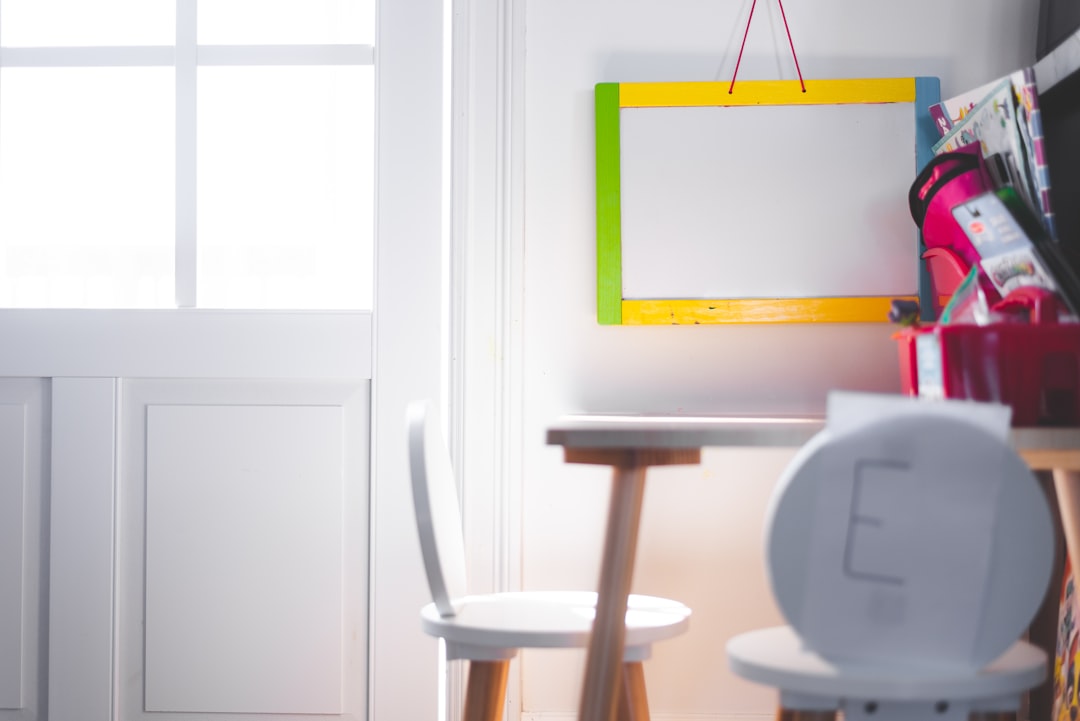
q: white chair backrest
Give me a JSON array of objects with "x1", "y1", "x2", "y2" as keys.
[
  {"x1": 407, "y1": 399, "x2": 469, "y2": 617},
  {"x1": 765, "y1": 411, "x2": 1054, "y2": 671}
]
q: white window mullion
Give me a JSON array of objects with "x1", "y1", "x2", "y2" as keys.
[
  {"x1": 0, "y1": 46, "x2": 374, "y2": 69},
  {"x1": 175, "y1": 0, "x2": 197, "y2": 308},
  {"x1": 1, "y1": 2, "x2": 375, "y2": 312},
  {"x1": 197, "y1": 44, "x2": 373, "y2": 66},
  {"x1": 0, "y1": 47, "x2": 174, "y2": 66}
]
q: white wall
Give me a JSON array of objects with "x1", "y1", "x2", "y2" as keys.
[{"x1": 518, "y1": 1, "x2": 1040, "y2": 717}]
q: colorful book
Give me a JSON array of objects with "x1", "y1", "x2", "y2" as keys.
[
  {"x1": 1053, "y1": 554, "x2": 1079, "y2": 721},
  {"x1": 929, "y1": 76, "x2": 1004, "y2": 135},
  {"x1": 930, "y1": 68, "x2": 1057, "y2": 240}
]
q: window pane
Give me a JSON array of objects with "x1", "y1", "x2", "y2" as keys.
[
  {"x1": 0, "y1": 68, "x2": 175, "y2": 308},
  {"x1": 197, "y1": 66, "x2": 373, "y2": 310},
  {"x1": 0, "y1": 0, "x2": 174, "y2": 47},
  {"x1": 197, "y1": 0, "x2": 373, "y2": 45}
]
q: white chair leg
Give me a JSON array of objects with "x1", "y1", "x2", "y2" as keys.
[{"x1": 463, "y1": 660, "x2": 510, "y2": 721}]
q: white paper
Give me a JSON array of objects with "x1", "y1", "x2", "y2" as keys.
[{"x1": 826, "y1": 391, "x2": 1011, "y2": 440}]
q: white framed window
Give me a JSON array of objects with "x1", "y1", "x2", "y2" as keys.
[{"x1": 0, "y1": 0, "x2": 375, "y2": 309}]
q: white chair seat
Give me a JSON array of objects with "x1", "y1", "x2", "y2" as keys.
[
  {"x1": 727, "y1": 626, "x2": 1046, "y2": 703},
  {"x1": 420, "y1": 590, "x2": 691, "y2": 660}
]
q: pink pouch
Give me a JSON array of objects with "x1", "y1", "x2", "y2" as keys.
[{"x1": 908, "y1": 144, "x2": 994, "y2": 270}]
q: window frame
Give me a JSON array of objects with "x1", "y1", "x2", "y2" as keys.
[{"x1": 0, "y1": 0, "x2": 376, "y2": 309}]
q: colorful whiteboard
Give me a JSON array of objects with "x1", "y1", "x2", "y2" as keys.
[{"x1": 596, "y1": 78, "x2": 940, "y2": 324}]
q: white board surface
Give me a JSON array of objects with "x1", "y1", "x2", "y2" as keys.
[{"x1": 619, "y1": 103, "x2": 918, "y2": 300}]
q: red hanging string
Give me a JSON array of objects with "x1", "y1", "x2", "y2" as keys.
[
  {"x1": 777, "y1": 0, "x2": 806, "y2": 92},
  {"x1": 728, "y1": 0, "x2": 806, "y2": 94},
  {"x1": 728, "y1": 0, "x2": 758, "y2": 94}
]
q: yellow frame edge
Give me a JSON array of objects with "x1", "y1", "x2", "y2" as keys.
[
  {"x1": 609, "y1": 77, "x2": 924, "y2": 325},
  {"x1": 622, "y1": 297, "x2": 919, "y2": 325},
  {"x1": 619, "y1": 78, "x2": 916, "y2": 108}
]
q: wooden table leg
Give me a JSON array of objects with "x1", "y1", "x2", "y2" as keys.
[
  {"x1": 564, "y1": 447, "x2": 699, "y2": 721},
  {"x1": 579, "y1": 463, "x2": 648, "y2": 721},
  {"x1": 1054, "y1": 469, "x2": 1080, "y2": 572}
]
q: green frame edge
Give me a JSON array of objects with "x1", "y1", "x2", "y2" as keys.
[{"x1": 596, "y1": 82, "x2": 622, "y2": 325}]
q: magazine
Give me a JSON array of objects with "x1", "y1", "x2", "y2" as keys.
[
  {"x1": 929, "y1": 68, "x2": 1056, "y2": 239},
  {"x1": 1053, "y1": 554, "x2": 1078, "y2": 721},
  {"x1": 929, "y1": 76, "x2": 1003, "y2": 135}
]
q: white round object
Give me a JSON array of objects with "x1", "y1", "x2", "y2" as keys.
[{"x1": 765, "y1": 414, "x2": 1054, "y2": 670}]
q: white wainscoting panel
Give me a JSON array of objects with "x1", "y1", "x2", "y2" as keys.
[
  {"x1": 0, "y1": 404, "x2": 26, "y2": 710},
  {"x1": 0, "y1": 380, "x2": 47, "y2": 721},
  {"x1": 0, "y1": 310, "x2": 372, "y2": 380},
  {"x1": 48, "y1": 378, "x2": 117, "y2": 721},
  {"x1": 144, "y1": 404, "x2": 344, "y2": 713},
  {"x1": 118, "y1": 380, "x2": 369, "y2": 721}
]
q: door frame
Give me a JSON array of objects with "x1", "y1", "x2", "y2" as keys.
[{"x1": 368, "y1": 0, "x2": 449, "y2": 719}]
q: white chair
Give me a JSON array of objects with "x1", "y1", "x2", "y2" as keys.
[
  {"x1": 727, "y1": 402, "x2": 1055, "y2": 721},
  {"x1": 407, "y1": 399, "x2": 691, "y2": 721}
]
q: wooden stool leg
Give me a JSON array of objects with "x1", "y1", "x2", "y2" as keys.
[
  {"x1": 969, "y1": 713, "x2": 1017, "y2": 721},
  {"x1": 615, "y1": 661, "x2": 650, "y2": 721},
  {"x1": 463, "y1": 660, "x2": 511, "y2": 721},
  {"x1": 775, "y1": 709, "x2": 796, "y2": 721},
  {"x1": 785, "y1": 711, "x2": 836, "y2": 721}
]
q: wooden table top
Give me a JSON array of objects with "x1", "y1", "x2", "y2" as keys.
[{"x1": 546, "y1": 414, "x2": 1080, "y2": 471}]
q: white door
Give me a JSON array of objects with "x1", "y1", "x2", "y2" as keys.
[{"x1": 0, "y1": 0, "x2": 446, "y2": 720}]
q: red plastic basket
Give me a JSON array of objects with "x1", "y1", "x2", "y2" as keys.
[{"x1": 896, "y1": 288, "x2": 1080, "y2": 426}]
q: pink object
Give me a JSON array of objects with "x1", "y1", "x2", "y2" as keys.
[
  {"x1": 908, "y1": 145, "x2": 994, "y2": 270},
  {"x1": 922, "y1": 247, "x2": 970, "y2": 297},
  {"x1": 922, "y1": 246, "x2": 972, "y2": 316}
]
